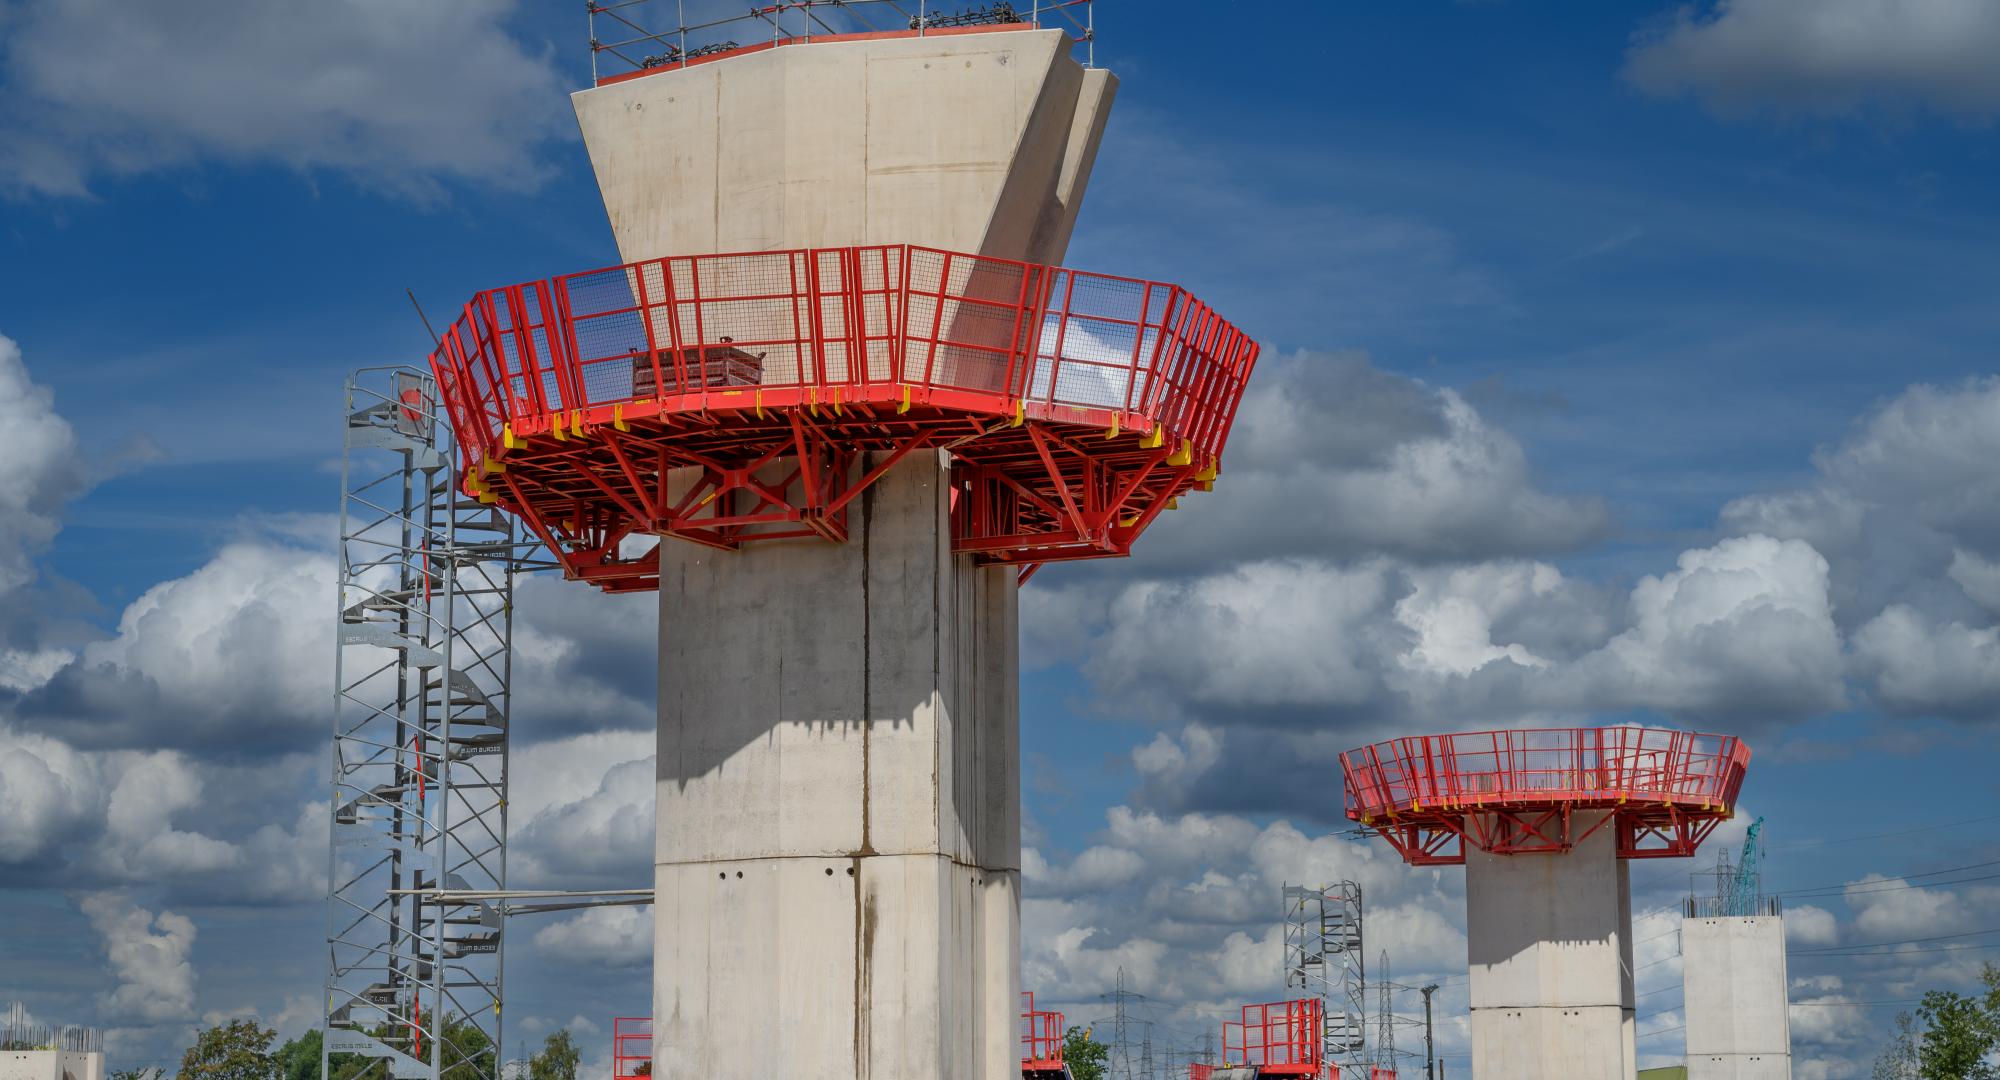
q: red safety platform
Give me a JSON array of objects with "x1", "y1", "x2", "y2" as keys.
[
  {"x1": 1189, "y1": 999, "x2": 1327, "y2": 1079},
  {"x1": 611, "y1": 1017, "x2": 651, "y2": 1080},
  {"x1": 1341, "y1": 726, "x2": 1751, "y2": 866},
  {"x1": 429, "y1": 244, "x2": 1257, "y2": 591},
  {"x1": 1021, "y1": 991, "x2": 1067, "y2": 1078}
]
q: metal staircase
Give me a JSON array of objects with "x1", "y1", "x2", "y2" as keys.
[
  {"x1": 325, "y1": 367, "x2": 543, "y2": 1080},
  {"x1": 1283, "y1": 883, "x2": 1367, "y2": 1069}
]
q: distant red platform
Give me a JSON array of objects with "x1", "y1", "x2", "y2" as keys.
[
  {"x1": 1341, "y1": 727, "x2": 1751, "y2": 866},
  {"x1": 611, "y1": 1017, "x2": 649, "y2": 1080},
  {"x1": 1021, "y1": 991, "x2": 1066, "y2": 1079},
  {"x1": 429, "y1": 244, "x2": 1257, "y2": 591},
  {"x1": 1183, "y1": 999, "x2": 1328, "y2": 1079}
]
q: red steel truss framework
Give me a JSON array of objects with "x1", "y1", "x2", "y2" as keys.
[
  {"x1": 429, "y1": 244, "x2": 1257, "y2": 591},
  {"x1": 1020, "y1": 992, "x2": 1066, "y2": 1078},
  {"x1": 1340, "y1": 727, "x2": 1752, "y2": 867}
]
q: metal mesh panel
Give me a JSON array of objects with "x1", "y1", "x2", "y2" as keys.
[
  {"x1": 430, "y1": 242, "x2": 1257, "y2": 468},
  {"x1": 1342, "y1": 727, "x2": 1752, "y2": 815}
]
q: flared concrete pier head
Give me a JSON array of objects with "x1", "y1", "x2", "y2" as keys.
[
  {"x1": 1341, "y1": 728, "x2": 1753, "y2": 1080},
  {"x1": 573, "y1": 27, "x2": 1114, "y2": 1079}
]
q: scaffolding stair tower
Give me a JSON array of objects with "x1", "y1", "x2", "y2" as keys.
[
  {"x1": 1283, "y1": 883, "x2": 1366, "y2": 1071},
  {"x1": 324, "y1": 367, "x2": 547, "y2": 1080}
]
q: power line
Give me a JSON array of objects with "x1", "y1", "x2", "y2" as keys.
[
  {"x1": 1791, "y1": 999, "x2": 1923, "y2": 1007},
  {"x1": 1771, "y1": 812, "x2": 2000, "y2": 851},
  {"x1": 1632, "y1": 811, "x2": 2000, "y2": 893},
  {"x1": 1792, "y1": 940, "x2": 2000, "y2": 961},
  {"x1": 1772, "y1": 858, "x2": 2000, "y2": 900},
  {"x1": 1791, "y1": 926, "x2": 2000, "y2": 955}
]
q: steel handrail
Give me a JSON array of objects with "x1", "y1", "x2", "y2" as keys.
[
  {"x1": 1340, "y1": 726, "x2": 1750, "y2": 817},
  {"x1": 429, "y1": 243, "x2": 1252, "y2": 470}
]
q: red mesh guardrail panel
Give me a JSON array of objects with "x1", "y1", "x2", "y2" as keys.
[
  {"x1": 611, "y1": 1017, "x2": 650, "y2": 1080},
  {"x1": 1340, "y1": 727, "x2": 1752, "y2": 865},
  {"x1": 1222, "y1": 999, "x2": 1324, "y2": 1071},
  {"x1": 430, "y1": 243, "x2": 1258, "y2": 590},
  {"x1": 1021, "y1": 991, "x2": 1065, "y2": 1071}
]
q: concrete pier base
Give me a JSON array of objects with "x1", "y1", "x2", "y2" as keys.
[
  {"x1": 653, "y1": 451, "x2": 1020, "y2": 1080},
  {"x1": 1465, "y1": 815, "x2": 1637, "y2": 1080},
  {"x1": 1685, "y1": 914, "x2": 1791, "y2": 1080}
]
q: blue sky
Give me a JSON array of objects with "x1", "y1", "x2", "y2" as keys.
[{"x1": 3, "y1": 1, "x2": 2000, "y2": 1077}]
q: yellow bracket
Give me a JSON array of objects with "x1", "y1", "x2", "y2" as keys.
[
  {"x1": 1105, "y1": 416, "x2": 1120, "y2": 439},
  {"x1": 480, "y1": 457, "x2": 506, "y2": 477},
  {"x1": 1196, "y1": 479, "x2": 1213, "y2": 492},
  {"x1": 551, "y1": 413, "x2": 568, "y2": 441},
  {"x1": 832, "y1": 386, "x2": 843, "y2": 415},
  {"x1": 1011, "y1": 399, "x2": 1024, "y2": 428},
  {"x1": 1166, "y1": 496, "x2": 1180, "y2": 510},
  {"x1": 571, "y1": 409, "x2": 586, "y2": 438},
  {"x1": 755, "y1": 389, "x2": 765, "y2": 420},
  {"x1": 1118, "y1": 514, "x2": 1139, "y2": 528},
  {"x1": 1167, "y1": 440, "x2": 1192, "y2": 467},
  {"x1": 897, "y1": 385, "x2": 912, "y2": 415},
  {"x1": 477, "y1": 491, "x2": 497, "y2": 505},
  {"x1": 1195, "y1": 461, "x2": 1218, "y2": 482},
  {"x1": 1140, "y1": 426, "x2": 1164, "y2": 449},
  {"x1": 501, "y1": 424, "x2": 521, "y2": 451},
  {"x1": 613, "y1": 404, "x2": 629, "y2": 432}
]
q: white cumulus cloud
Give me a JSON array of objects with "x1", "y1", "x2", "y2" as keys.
[
  {"x1": 0, "y1": 334, "x2": 87, "y2": 594},
  {"x1": 0, "y1": 0, "x2": 571, "y2": 199},
  {"x1": 1137, "y1": 351, "x2": 1606, "y2": 568},
  {"x1": 533, "y1": 905, "x2": 653, "y2": 969},
  {"x1": 80, "y1": 891, "x2": 198, "y2": 1024},
  {"x1": 1625, "y1": 0, "x2": 2000, "y2": 120}
]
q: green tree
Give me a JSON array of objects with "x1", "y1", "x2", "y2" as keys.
[
  {"x1": 434, "y1": 1015, "x2": 494, "y2": 1080},
  {"x1": 527, "y1": 1031, "x2": 578, "y2": 1080},
  {"x1": 109, "y1": 1070, "x2": 165, "y2": 1080},
  {"x1": 177, "y1": 1021, "x2": 280, "y2": 1080},
  {"x1": 274, "y1": 1030, "x2": 322, "y2": 1080},
  {"x1": 1914, "y1": 987, "x2": 1996, "y2": 1080},
  {"x1": 1062, "y1": 1026, "x2": 1108, "y2": 1080}
]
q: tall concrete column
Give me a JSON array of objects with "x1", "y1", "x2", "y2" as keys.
[
  {"x1": 654, "y1": 450, "x2": 1018, "y2": 1077},
  {"x1": 570, "y1": 27, "x2": 1115, "y2": 1080},
  {"x1": 1464, "y1": 814, "x2": 1637, "y2": 1080},
  {"x1": 1685, "y1": 914, "x2": 1792, "y2": 1080}
]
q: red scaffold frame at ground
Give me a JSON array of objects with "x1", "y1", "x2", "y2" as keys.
[
  {"x1": 429, "y1": 242, "x2": 1258, "y2": 591},
  {"x1": 611, "y1": 1017, "x2": 650, "y2": 1080},
  {"x1": 1189, "y1": 998, "x2": 1328, "y2": 1078},
  {"x1": 1020, "y1": 991, "x2": 1066, "y2": 1078}
]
